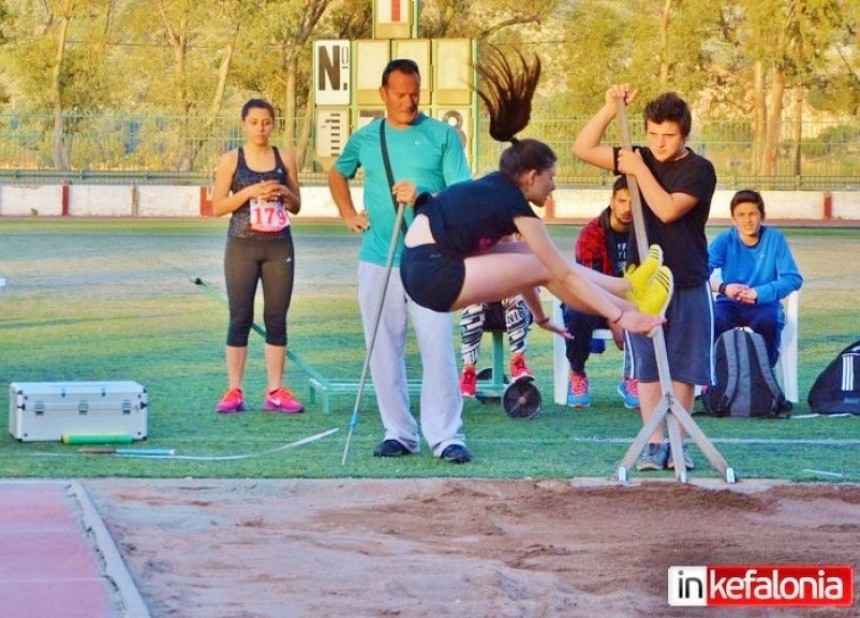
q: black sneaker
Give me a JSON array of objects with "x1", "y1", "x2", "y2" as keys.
[
  {"x1": 440, "y1": 444, "x2": 472, "y2": 464},
  {"x1": 372, "y1": 439, "x2": 411, "y2": 458},
  {"x1": 636, "y1": 442, "x2": 669, "y2": 471}
]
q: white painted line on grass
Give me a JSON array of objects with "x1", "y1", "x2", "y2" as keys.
[
  {"x1": 801, "y1": 469, "x2": 845, "y2": 478},
  {"x1": 567, "y1": 437, "x2": 860, "y2": 446}
]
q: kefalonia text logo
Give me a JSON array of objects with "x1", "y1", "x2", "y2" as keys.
[{"x1": 668, "y1": 565, "x2": 853, "y2": 607}]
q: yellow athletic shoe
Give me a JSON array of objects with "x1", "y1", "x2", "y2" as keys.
[
  {"x1": 637, "y1": 265, "x2": 674, "y2": 319},
  {"x1": 625, "y1": 244, "x2": 664, "y2": 302}
]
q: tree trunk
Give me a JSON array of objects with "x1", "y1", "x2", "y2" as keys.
[
  {"x1": 659, "y1": 0, "x2": 672, "y2": 89},
  {"x1": 180, "y1": 22, "x2": 240, "y2": 172},
  {"x1": 764, "y1": 65, "x2": 786, "y2": 176},
  {"x1": 173, "y1": 17, "x2": 193, "y2": 171},
  {"x1": 296, "y1": 88, "x2": 313, "y2": 171},
  {"x1": 751, "y1": 60, "x2": 767, "y2": 175},
  {"x1": 51, "y1": 12, "x2": 71, "y2": 170},
  {"x1": 792, "y1": 33, "x2": 804, "y2": 176},
  {"x1": 792, "y1": 83, "x2": 803, "y2": 176},
  {"x1": 283, "y1": 53, "x2": 297, "y2": 148}
]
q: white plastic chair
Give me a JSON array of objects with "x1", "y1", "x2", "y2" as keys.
[
  {"x1": 551, "y1": 290, "x2": 800, "y2": 405},
  {"x1": 775, "y1": 290, "x2": 800, "y2": 402}
]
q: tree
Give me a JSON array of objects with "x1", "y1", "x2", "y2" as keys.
[
  {"x1": 553, "y1": 0, "x2": 722, "y2": 120},
  {"x1": 5, "y1": 0, "x2": 116, "y2": 169},
  {"x1": 121, "y1": 0, "x2": 241, "y2": 170},
  {"x1": 725, "y1": 0, "x2": 853, "y2": 175},
  {"x1": 0, "y1": 1, "x2": 12, "y2": 104},
  {"x1": 419, "y1": 0, "x2": 560, "y2": 39},
  {"x1": 231, "y1": 0, "x2": 365, "y2": 170}
]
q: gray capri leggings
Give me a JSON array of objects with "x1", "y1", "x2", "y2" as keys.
[{"x1": 224, "y1": 235, "x2": 295, "y2": 347}]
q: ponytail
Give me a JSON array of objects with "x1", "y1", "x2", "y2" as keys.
[{"x1": 474, "y1": 47, "x2": 556, "y2": 180}]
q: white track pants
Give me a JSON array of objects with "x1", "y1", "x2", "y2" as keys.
[{"x1": 358, "y1": 261, "x2": 465, "y2": 456}]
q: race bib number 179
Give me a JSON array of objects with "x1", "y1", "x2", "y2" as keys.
[{"x1": 250, "y1": 198, "x2": 290, "y2": 233}]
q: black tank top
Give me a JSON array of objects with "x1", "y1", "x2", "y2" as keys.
[{"x1": 227, "y1": 147, "x2": 291, "y2": 239}]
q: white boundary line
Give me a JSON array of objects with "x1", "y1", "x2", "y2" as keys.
[
  {"x1": 567, "y1": 437, "x2": 860, "y2": 446},
  {"x1": 69, "y1": 481, "x2": 151, "y2": 618}
]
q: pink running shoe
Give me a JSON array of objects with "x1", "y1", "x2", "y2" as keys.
[
  {"x1": 460, "y1": 365, "x2": 477, "y2": 398},
  {"x1": 216, "y1": 388, "x2": 245, "y2": 414},
  {"x1": 509, "y1": 352, "x2": 534, "y2": 381},
  {"x1": 263, "y1": 387, "x2": 304, "y2": 414}
]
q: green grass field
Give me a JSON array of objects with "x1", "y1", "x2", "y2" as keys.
[{"x1": 1, "y1": 218, "x2": 858, "y2": 482}]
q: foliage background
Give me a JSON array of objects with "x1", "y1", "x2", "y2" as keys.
[{"x1": 0, "y1": 0, "x2": 856, "y2": 179}]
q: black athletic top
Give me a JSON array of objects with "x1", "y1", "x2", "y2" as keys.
[
  {"x1": 617, "y1": 146, "x2": 716, "y2": 288},
  {"x1": 415, "y1": 171, "x2": 538, "y2": 259},
  {"x1": 228, "y1": 147, "x2": 291, "y2": 239}
]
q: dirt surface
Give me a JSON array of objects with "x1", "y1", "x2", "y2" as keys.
[{"x1": 84, "y1": 478, "x2": 860, "y2": 618}]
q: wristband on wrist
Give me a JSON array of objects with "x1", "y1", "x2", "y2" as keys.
[
  {"x1": 718, "y1": 282, "x2": 728, "y2": 295},
  {"x1": 611, "y1": 310, "x2": 624, "y2": 324},
  {"x1": 536, "y1": 316, "x2": 550, "y2": 326}
]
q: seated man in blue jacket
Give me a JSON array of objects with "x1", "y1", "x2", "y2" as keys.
[{"x1": 708, "y1": 189, "x2": 803, "y2": 367}]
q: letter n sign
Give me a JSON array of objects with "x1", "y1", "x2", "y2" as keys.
[{"x1": 314, "y1": 40, "x2": 351, "y2": 106}]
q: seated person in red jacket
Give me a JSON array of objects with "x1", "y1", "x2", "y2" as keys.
[{"x1": 563, "y1": 177, "x2": 637, "y2": 408}]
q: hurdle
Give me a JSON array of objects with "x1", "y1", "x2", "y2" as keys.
[{"x1": 612, "y1": 100, "x2": 735, "y2": 484}]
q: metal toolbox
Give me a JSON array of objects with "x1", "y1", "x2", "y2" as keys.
[{"x1": 8, "y1": 381, "x2": 148, "y2": 442}]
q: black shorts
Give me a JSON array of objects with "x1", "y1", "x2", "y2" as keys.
[{"x1": 400, "y1": 244, "x2": 464, "y2": 312}]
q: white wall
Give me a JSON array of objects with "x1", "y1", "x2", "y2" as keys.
[
  {"x1": 0, "y1": 185, "x2": 64, "y2": 216},
  {"x1": 299, "y1": 186, "x2": 363, "y2": 218},
  {"x1": 832, "y1": 191, "x2": 860, "y2": 220},
  {"x1": 138, "y1": 186, "x2": 201, "y2": 217},
  {"x1": 69, "y1": 185, "x2": 134, "y2": 217}
]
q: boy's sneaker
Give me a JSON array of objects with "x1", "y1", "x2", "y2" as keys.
[
  {"x1": 666, "y1": 442, "x2": 695, "y2": 471},
  {"x1": 567, "y1": 372, "x2": 591, "y2": 408},
  {"x1": 509, "y1": 352, "x2": 534, "y2": 381},
  {"x1": 637, "y1": 266, "x2": 674, "y2": 326},
  {"x1": 460, "y1": 365, "x2": 477, "y2": 398},
  {"x1": 216, "y1": 388, "x2": 245, "y2": 414},
  {"x1": 617, "y1": 377, "x2": 640, "y2": 409},
  {"x1": 636, "y1": 442, "x2": 669, "y2": 471},
  {"x1": 263, "y1": 387, "x2": 304, "y2": 414},
  {"x1": 625, "y1": 244, "x2": 663, "y2": 301}
]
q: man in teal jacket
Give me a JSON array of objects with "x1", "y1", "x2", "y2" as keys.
[{"x1": 327, "y1": 59, "x2": 473, "y2": 464}]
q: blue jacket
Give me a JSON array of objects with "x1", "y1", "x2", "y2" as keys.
[{"x1": 708, "y1": 225, "x2": 802, "y2": 306}]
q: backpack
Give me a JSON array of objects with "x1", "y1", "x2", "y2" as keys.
[
  {"x1": 703, "y1": 327, "x2": 791, "y2": 418},
  {"x1": 807, "y1": 340, "x2": 860, "y2": 415}
]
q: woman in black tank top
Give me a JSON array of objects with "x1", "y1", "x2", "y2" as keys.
[{"x1": 210, "y1": 98, "x2": 304, "y2": 415}]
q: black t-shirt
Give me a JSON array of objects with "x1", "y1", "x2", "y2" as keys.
[
  {"x1": 605, "y1": 225, "x2": 628, "y2": 277},
  {"x1": 618, "y1": 146, "x2": 715, "y2": 288},
  {"x1": 416, "y1": 171, "x2": 538, "y2": 258}
]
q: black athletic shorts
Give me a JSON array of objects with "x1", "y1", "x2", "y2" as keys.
[{"x1": 400, "y1": 243, "x2": 465, "y2": 312}]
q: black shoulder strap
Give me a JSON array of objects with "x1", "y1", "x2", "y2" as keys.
[
  {"x1": 718, "y1": 328, "x2": 741, "y2": 412},
  {"x1": 748, "y1": 330, "x2": 786, "y2": 407},
  {"x1": 379, "y1": 120, "x2": 400, "y2": 213},
  {"x1": 231, "y1": 147, "x2": 244, "y2": 186}
]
